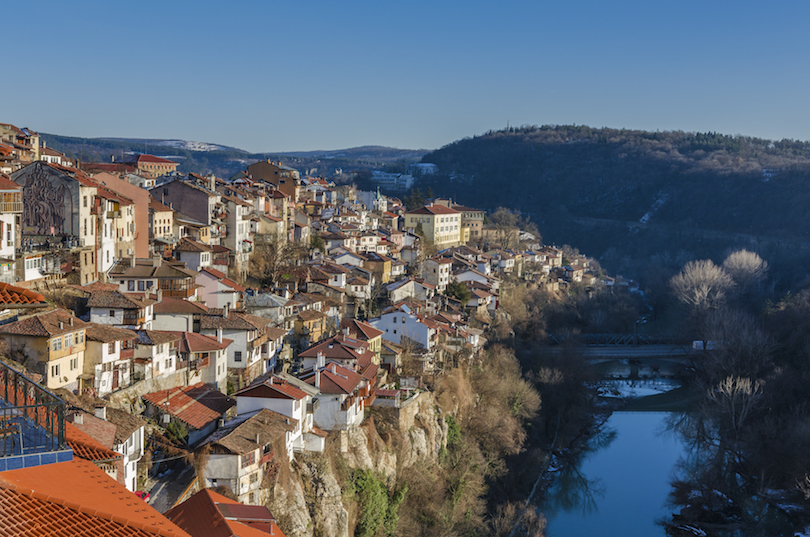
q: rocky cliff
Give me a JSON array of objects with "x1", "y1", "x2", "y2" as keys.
[{"x1": 267, "y1": 391, "x2": 447, "y2": 537}]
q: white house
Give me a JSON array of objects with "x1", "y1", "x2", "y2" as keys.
[
  {"x1": 87, "y1": 290, "x2": 156, "y2": 330},
  {"x1": 83, "y1": 323, "x2": 138, "y2": 396},
  {"x1": 197, "y1": 267, "x2": 245, "y2": 309},
  {"x1": 369, "y1": 305, "x2": 435, "y2": 350}
]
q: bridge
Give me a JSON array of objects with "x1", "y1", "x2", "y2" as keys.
[{"x1": 546, "y1": 333, "x2": 693, "y2": 360}]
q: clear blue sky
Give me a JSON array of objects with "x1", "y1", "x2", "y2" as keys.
[{"x1": 6, "y1": 1, "x2": 810, "y2": 153}]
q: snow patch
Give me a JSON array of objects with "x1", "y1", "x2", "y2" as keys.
[
  {"x1": 155, "y1": 140, "x2": 230, "y2": 152},
  {"x1": 639, "y1": 191, "x2": 669, "y2": 224}
]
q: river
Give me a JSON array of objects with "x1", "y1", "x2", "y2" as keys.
[{"x1": 544, "y1": 364, "x2": 688, "y2": 537}]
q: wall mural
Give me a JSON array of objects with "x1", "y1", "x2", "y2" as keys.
[{"x1": 20, "y1": 164, "x2": 76, "y2": 236}]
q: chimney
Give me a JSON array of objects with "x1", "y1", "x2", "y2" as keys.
[
  {"x1": 130, "y1": 256, "x2": 135, "y2": 268},
  {"x1": 111, "y1": 154, "x2": 115, "y2": 163},
  {"x1": 209, "y1": 176, "x2": 215, "y2": 192},
  {"x1": 255, "y1": 433, "x2": 260, "y2": 443},
  {"x1": 217, "y1": 327, "x2": 223, "y2": 343},
  {"x1": 152, "y1": 255, "x2": 162, "y2": 267},
  {"x1": 342, "y1": 327, "x2": 350, "y2": 337},
  {"x1": 69, "y1": 317, "x2": 73, "y2": 326},
  {"x1": 223, "y1": 303, "x2": 230, "y2": 319},
  {"x1": 217, "y1": 417, "x2": 225, "y2": 429},
  {"x1": 157, "y1": 289, "x2": 163, "y2": 302},
  {"x1": 94, "y1": 404, "x2": 107, "y2": 421},
  {"x1": 74, "y1": 413, "x2": 83, "y2": 425},
  {"x1": 59, "y1": 321, "x2": 64, "y2": 330},
  {"x1": 317, "y1": 352, "x2": 325, "y2": 369}
]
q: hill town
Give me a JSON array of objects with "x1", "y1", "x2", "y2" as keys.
[{"x1": 0, "y1": 122, "x2": 618, "y2": 537}]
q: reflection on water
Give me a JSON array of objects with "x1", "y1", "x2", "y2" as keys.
[{"x1": 544, "y1": 377, "x2": 686, "y2": 537}]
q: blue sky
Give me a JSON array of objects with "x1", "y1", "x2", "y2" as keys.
[{"x1": 5, "y1": 1, "x2": 809, "y2": 153}]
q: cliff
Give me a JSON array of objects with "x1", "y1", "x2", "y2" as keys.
[{"x1": 266, "y1": 391, "x2": 447, "y2": 537}]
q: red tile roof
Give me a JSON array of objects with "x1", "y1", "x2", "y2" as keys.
[
  {"x1": 142, "y1": 383, "x2": 235, "y2": 430},
  {"x1": 0, "y1": 174, "x2": 21, "y2": 191},
  {"x1": 302, "y1": 362, "x2": 362, "y2": 395},
  {"x1": 165, "y1": 489, "x2": 285, "y2": 537},
  {"x1": 0, "y1": 459, "x2": 190, "y2": 537},
  {"x1": 65, "y1": 421, "x2": 122, "y2": 463},
  {"x1": 405, "y1": 204, "x2": 460, "y2": 216},
  {"x1": 133, "y1": 154, "x2": 179, "y2": 165},
  {"x1": 233, "y1": 376, "x2": 308, "y2": 401},
  {"x1": 0, "y1": 282, "x2": 47, "y2": 307},
  {"x1": 340, "y1": 318, "x2": 383, "y2": 341}
]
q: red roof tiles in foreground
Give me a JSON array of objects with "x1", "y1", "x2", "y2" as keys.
[
  {"x1": 166, "y1": 489, "x2": 285, "y2": 537},
  {"x1": 142, "y1": 383, "x2": 235, "y2": 430},
  {"x1": 65, "y1": 421, "x2": 122, "y2": 463},
  {"x1": 0, "y1": 459, "x2": 190, "y2": 537},
  {"x1": 0, "y1": 282, "x2": 47, "y2": 307}
]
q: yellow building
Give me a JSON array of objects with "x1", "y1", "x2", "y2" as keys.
[
  {"x1": 0, "y1": 309, "x2": 89, "y2": 390},
  {"x1": 404, "y1": 204, "x2": 464, "y2": 247}
]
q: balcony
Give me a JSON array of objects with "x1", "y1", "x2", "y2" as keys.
[
  {"x1": 0, "y1": 362, "x2": 71, "y2": 464},
  {"x1": 107, "y1": 210, "x2": 121, "y2": 219},
  {"x1": 0, "y1": 201, "x2": 22, "y2": 213}
]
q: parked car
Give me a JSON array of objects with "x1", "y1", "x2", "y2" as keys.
[{"x1": 134, "y1": 491, "x2": 150, "y2": 502}]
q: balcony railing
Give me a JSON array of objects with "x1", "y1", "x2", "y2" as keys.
[
  {"x1": 0, "y1": 202, "x2": 22, "y2": 213},
  {"x1": 0, "y1": 362, "x2": 66, "y2": 457}
]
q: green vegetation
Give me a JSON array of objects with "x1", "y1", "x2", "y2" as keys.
[{"x1": 352, "y1": 469, "x2": 408, "y2": 537}]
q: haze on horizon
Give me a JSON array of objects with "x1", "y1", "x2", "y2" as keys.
[{"x1": 6, "y1": 0, "x2": 810, "y2": 154}]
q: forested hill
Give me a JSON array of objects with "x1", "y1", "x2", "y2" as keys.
[{"x1": 416, "y1": 126, "x2": 810, "y2": 282}]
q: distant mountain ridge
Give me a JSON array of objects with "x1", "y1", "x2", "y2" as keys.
[{"x1": 39, "y1": 133, "x2": 426, "y2": 178}]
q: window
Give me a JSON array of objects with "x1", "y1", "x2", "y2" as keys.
[
  {"x1": 234, "y1": 351, "x2": 242, "y2": 362},
  {"x1": 51, "y1": 364, "x2": 59, "y2": 378},
  {"x1": 241, "y1": 451, "x2": 255, "y2": 468},
  {"x1": 165, "y1": 357, "x2": 172, "y2": 369},
  {"x1": 70, "y1": 357, "x2": 78, "y2": 371},
  {"x1": 64, "y1": 333, "x2": 73, "y2": 348},
  {"x1": 109, "y1": 310, "x2": 115, "y2": 317},
  {"x1": 128, "y1": 280, "x2": 135, "y2": 291},
  {"x1": 108, "y1": 342, "x2": 116, "y2": 354},
  {"x1": 138, "y1": 281, "x2": 145, "y2": 291},
  {"x1": 78, "y1": 331, "x2": 84, "y2": 343},
  {"x1": 83, "y1": 196, "x2": 87, "y2": 208},
  {"x1": 52, "y1": 337, "x2": 62, "y2": 352},
  {"x1": 250, "y1": 472, "x2": 259, "y2": 484}
]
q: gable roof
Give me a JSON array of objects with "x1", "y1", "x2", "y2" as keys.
[
  {"x1": 0, "y1": 282, "x2": 47, "y2": 308},
  {"x1": 84, "y1": 323, "x2": 138, "y2": 343},
  {"x1": 0, "y1": 308, "x2": 88, "y2": 337},
  {"x1": 301, "y1": 362, "x2": 362, "y2": 395},
  {"x1": 201, "y1": 408, "x2": 296, "y2": 455},
  {"x1": 340, "y1": 318, "x2": 384, "y2": 341},
  {"x1": 233, "y1": 376, "x2": 308, "y2": 401},
  {"x1": 405, "y1": 204, "x2": 460, "y2": 216},
  {"x1": 153, "y1": 296, "x2": 210, "y2": 315},
  {"x1": 0, "y1": 459, "x2": 190, "y2": 537},
  {"x1": 142, "y1": 383, "x2": 235, "y2": 430},
  {"x1": 165, "y1": 488, "x2": 285, "y2": 537}
]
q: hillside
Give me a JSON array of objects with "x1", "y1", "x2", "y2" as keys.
[
  {"x1": 40, "y1": 133, "x2": 425, "y2": 179},
  {"x1": 415, "y1": 125, "x2": 810, "y2": 284}
]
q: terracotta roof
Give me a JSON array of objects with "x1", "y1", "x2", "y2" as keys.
[
  {"x1": 166, "y1": 489, "x2": 284, "y2": 537},
  {"x1": 0, "y1": 459, "x2": 191, "y2": 537},
  {"x1": 296, "y1": 309, "x2": 326, "y2": 322},
  {"x1": 0, "y1": 308, "x2": 88, "y2": 337},
  {"x1": 166, "y1": 331, "x2": 232, "y2": 353},
  {"x1": 0, "y1": 174, "x2": 21, "y2": 191},
  {"x1": 0, "y1": 282, "x2": 47, "y2": 307},
  {"x1": 85, "y1": 323, "x2": 138, "y2": 343},
  {"x1": 133, "y1": 154, "x2": 179, "y2": 165},
  {"x1": 301, "y1": 362, "x2": 362, "y2": 395},
  {"x1": 233, "y1": 376, "x2": 308, "y2": 401},
  {"x1": 65, "y1": 421, "x2": 122, "y2": 463},
  {"x1": 149, "y1": 197, "x2": 174, "y2": 213},
  {"x1": 340, "y1": 318, "x2": 384, "y2": 341},
  {"x1": 143, "y1": 383, "x2": 235, "y2": 430}
]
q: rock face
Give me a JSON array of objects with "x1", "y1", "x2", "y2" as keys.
[{"x1": 266, "y1": 391, "x2": 447, "y2": 537}]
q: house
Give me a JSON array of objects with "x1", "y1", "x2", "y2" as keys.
[
  {"x1": 293, "y1": 308, "x2": 328, "y2": 349},
  {"x1": 297, "y1": 334, "x2": 377, "y2": 371},
  {"x1": 233, "y1": 375, "x2": 325, "y2": 453},
  {"x1": 60, "y1": 391, "x2": 148, "y2": 493},
  {"x1": 166, "y1": 488, "x2": 286, "y2": 537},
  {"x1": 452, "y1": 204, "x2": 485, "y2": 243},
  {"x1": 127, "y1": 154, "x2": 179, "y2": 178},
  {"x1": 299, "y1": 360, "x2": 365, "y2": 431},
  {"x1": 143, "y1": 383, "x2": 236, "y2": 446},
  {"x1": 92, "y1": 171, "x2": 151, "y2": 258},
  {"x1": 0, "y1": 174, "x2": 22, "y2": 262},
  {"x1": 0, "y1": 309, "x2": 89, "y2": 391},
  {"x1": 87, "y1": 290, "x2": 156, "y2": 330},
  {"x1": 200, "y1": 307, "x2": 283, "y2": 387},
  {"x1": 403, "y1": 204, "x2": 463, "y2": 248},
  {"x1": 197, "y1": 267, "x2": 245, "y2": 309},
  {"x1": 133, "y1": 329, "x2": 182, "y2": 382},
  {"x1": 369, "y1": 306, "x2": 436, "y2": 350},
  {"x1": 386, "y1": 277, "x2": 435, "y2": 303},
  {"x1": 247, "y1": 160, "x2": 301, "y2": 201},
  {"x1": 423, "y1": 257, "x2": 453, "y2": 293},
  {"x1": 173, "y1": 238, "x2": 213, "y2": 272},
  {"x1": 83, "y1": 323, "x2": 138, "y2": 396},
  {"x1": 110, "y1": 257, "x2": 200, "y2": 300},
  {"x1": 198, "y1": 409, "x2": 296, "y2": 506},
  {"x1": 152, "y1": 296, "x2": 209, "y2": 332},
  {"x1": 340, "y1": 318, "x2": 384, "y2": 362}
]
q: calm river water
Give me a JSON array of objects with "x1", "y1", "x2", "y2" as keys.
[{"x1": 544, "y1": 376, "x2": 686, "y2": 537}]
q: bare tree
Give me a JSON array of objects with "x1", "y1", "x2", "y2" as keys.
[
  {"x1": 701, "y1": 308, "x2": 774, "y2": 380},
  {"x1": 671, "y1": 259, "x2": 734, "y2": 320},
  {"x1": 723, "y1": 250, "x2": 768, "y2": 287}
]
